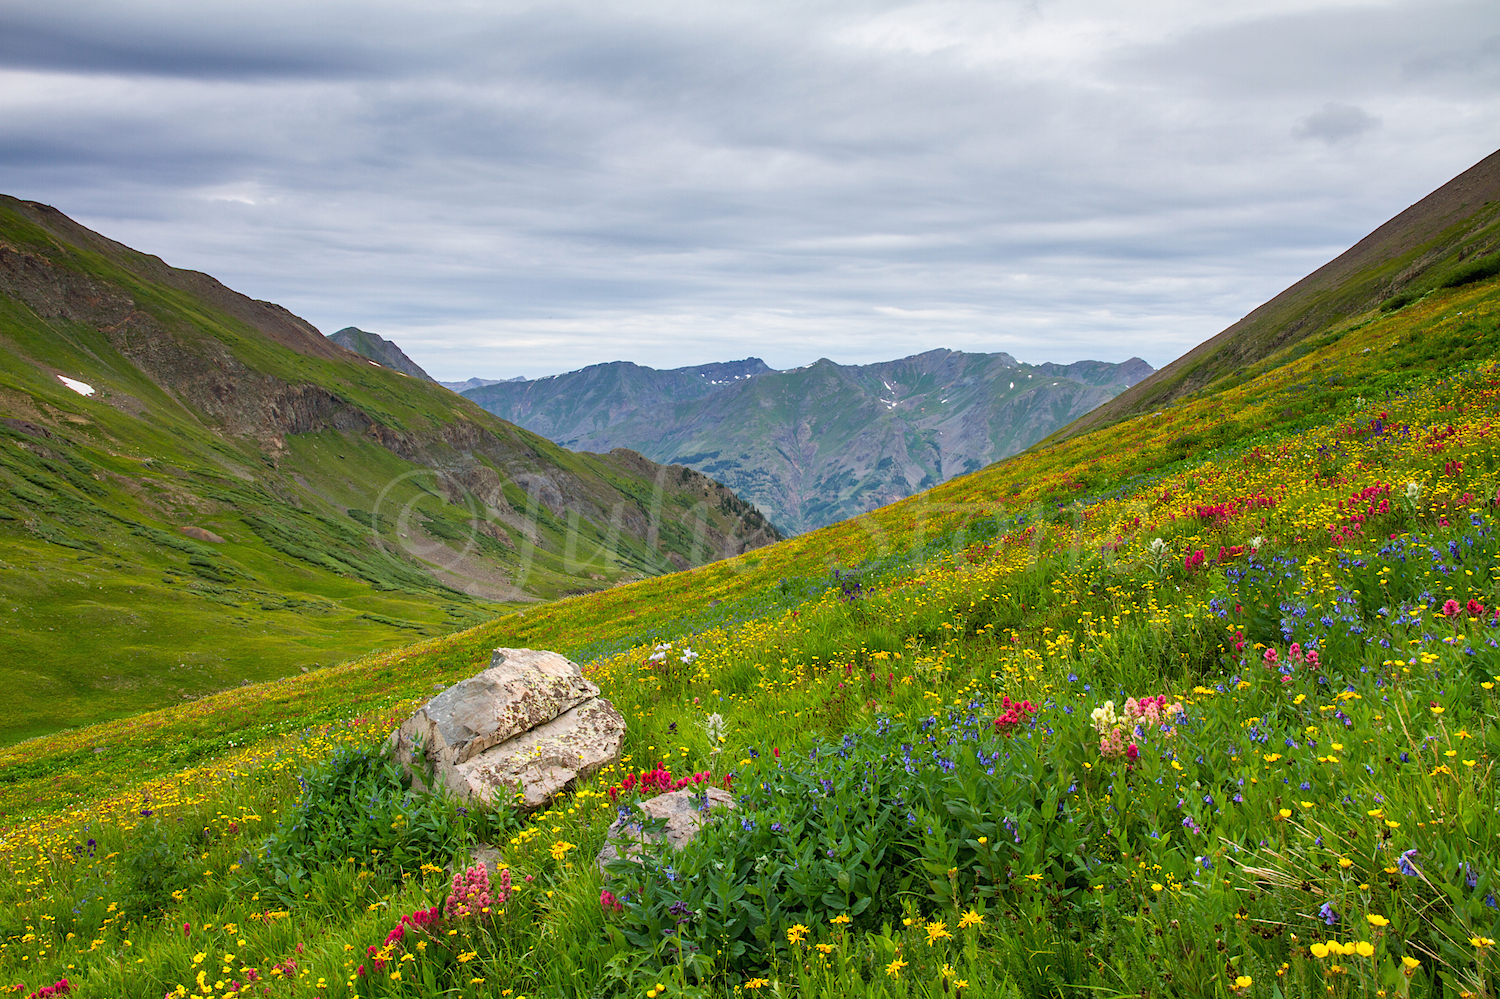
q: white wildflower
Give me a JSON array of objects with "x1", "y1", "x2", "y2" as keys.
[{"x1": 1090, "y1": 701, "x2": 1118, "y2": 735}]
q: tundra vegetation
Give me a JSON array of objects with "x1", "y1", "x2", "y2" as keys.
[{"x1": 3, "y1": 281, "x2": 1500, "y2": 998}]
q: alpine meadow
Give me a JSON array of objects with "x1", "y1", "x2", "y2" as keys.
[{"x1": 4, "y1": 149, "x2": 1500, "y2": 999}]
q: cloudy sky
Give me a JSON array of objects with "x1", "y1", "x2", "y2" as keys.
[{"x1": 2, "y1": 0, "x2": 1497, "y2": 380}]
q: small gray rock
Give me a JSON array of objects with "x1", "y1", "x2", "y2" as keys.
[
  {"x1": 449, "y1": 843, "x2": 506, "y2": 879},
  {"x1": 596, "y1": 786, "x2": 736, "y2": 871}
]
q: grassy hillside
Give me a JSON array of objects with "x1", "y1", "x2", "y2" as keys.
[
  {"x1": 0, "y1": 196, "x2": 779, "y2": 743},
  {"x1": 2, "y1": 258, "x2": 1498, "y2": 995}
]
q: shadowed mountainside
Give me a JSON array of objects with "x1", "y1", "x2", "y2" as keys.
[{"x1": 328, "y1": 326, "x2": 437, "y2": 382}]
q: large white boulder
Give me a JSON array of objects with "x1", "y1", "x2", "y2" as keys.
[{"x1": 390, "y1": 648, "x2": 625, "y2": 810}]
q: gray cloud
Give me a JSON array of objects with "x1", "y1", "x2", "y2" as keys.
[
  {"x1": 1, "y1": 0, "x2": 1497, "y2": 380},
  {"x1": 1295, "y1": 103, "x2": 1381, "y2": 145}
]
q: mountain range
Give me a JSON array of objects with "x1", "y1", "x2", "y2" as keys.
[
  {"x1": 463, "y1": 351, "x2": 1151, "y2": 534},
  {"x1": 0, "y1": 196, "x2": 778, "y2": 742},
  {"x1": 438, "y1": 375, "x2": 525, "y2": 393}
]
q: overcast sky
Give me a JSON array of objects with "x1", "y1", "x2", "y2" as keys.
[{"x1": 2, "y1": 0, "x2": 1497, "y2": 380}]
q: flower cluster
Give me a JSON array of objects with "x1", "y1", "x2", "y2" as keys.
[
  {"x1": 1124, "y1": 695, "x2": 1183, "y2": 728},
  {"x1": 1090, "y1": 695, "x2": 1184, "y2": 760},
  {"x1": 399, "y1": 905, "x2": 441, "y2": 933},
  {"x1": 359, "y1": 896, "x2": 486, "y2": 980},
  {"x1": 1440, "y1": 597, "x2": 1490, "y2": 619},
  {"x1": 26, "y1": 979, "x2": 71, "y2": 999},
  {"x1": 445, "y1": 863, "x2": 507, "y2": 921},
  {"x1": 1328, "y1": 482, "x2": 1393, "y2": 544},
  {"x1": 990, "y1": 695, "x2": 1036, "y2": 736},
  {"x1": 646, "y1": 641, "x2": 698, "y2": 665},
  {"x1": 1262, "y1": 642, "x2": 1319, "y2": 679},
  {"x1": 606, "y1": 764, "x2": 727, "y2": 801}
]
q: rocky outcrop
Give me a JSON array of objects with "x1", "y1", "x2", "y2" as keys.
[
  {"x1": 596, "y1": 785, "x2": 736, "y2": 871},
  {"x1": 389, "y1": 648, "x2": 625, "y2": 810}
]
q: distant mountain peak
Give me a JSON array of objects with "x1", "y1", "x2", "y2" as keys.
[
  {"x1": 328, "y1": 327, "x2": 436, "y2": 382},
  {"x1": 439, "y1": 376, "x2": 525, "y2": 392},
  {"x1": 671, "y1": 357, "x2": 772, "y2": 384}
]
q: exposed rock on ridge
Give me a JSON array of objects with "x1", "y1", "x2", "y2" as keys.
[{"x1": 329, "y1": 327, "x2": 437, "y2": 382}]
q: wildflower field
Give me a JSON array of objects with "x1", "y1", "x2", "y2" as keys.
[{"x1": 3, "y1": 279, "x2": 1500, "y2": 998}]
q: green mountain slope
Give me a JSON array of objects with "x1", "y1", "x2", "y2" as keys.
[
  {"x1": 0, "y1": 196, "x2": 779, "y2": 743},
  {"x1": 327, "y1": 326, "x2": 437, "y2": 382},
  {"x1": 570, "y1": 350, "x2": 1149, "y2": 534},
  {"x1": 1049, "y1": 146, "x2": 1500, "y2": 444}
]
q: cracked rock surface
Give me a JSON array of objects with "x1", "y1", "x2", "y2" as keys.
[{"x1": 390, "y1": 647, "x2": 625, "y2": 809}]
